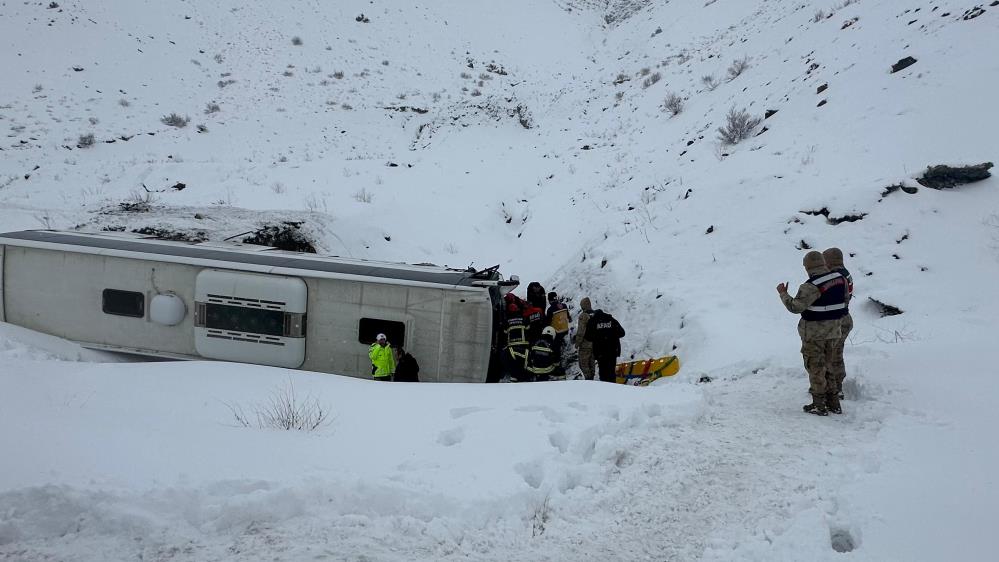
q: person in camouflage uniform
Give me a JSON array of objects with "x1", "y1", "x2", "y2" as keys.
[
  {"x1": 573, "y1": 297, "x2": 595, "y2": 380},
  {"x1": 777, "y1": 251, "x2": 848, "y2": 415},
  {"x1": 823, "y1": 247, "x2": 854, "y2": 399}
]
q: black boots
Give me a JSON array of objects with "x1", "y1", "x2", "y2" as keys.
[
  {"x1": 803, "y1": 394, "x2": 828, "y2": 416},
  {"x1": 826, "y1": 392, "x2": 842, "y2": 415}
]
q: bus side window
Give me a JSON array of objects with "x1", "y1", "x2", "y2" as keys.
[
  {"x1": 358, "y1": 318, "x2": 405, "y2": 346},
  {"x1": 102, "y1": 289, "x2": 145, "y2": 318}
]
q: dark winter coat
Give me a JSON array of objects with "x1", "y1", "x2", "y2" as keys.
[
  {"x1": 394, "y1": 351, "x2": 420, "y2": 382},
  {"x1": 585, "y1": 309, "x2": 625, "y2": 358},
  {"x1": 526, "y1": 282, "x2": 547, "y2": 310},
  {"x1": 526, "y1": 334, "x2": 558, "y2": 377}
]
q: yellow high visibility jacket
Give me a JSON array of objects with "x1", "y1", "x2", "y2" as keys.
[{"x1": 369, "y1": 343, "x2": 396, "y2": 378}]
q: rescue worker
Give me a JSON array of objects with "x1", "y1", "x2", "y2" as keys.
[
  {"x1": 503, "y1": 293, "x2": 531, "y2": 382},
  {"x1": 526, "y1": 282, "x2": 547, "y2": 310},
  {"x1": 369, "y1": 333, "x2": 395, "y2": 381},
  {"x1": 574, "y1": 297, "x2": 596, "y2": 380},
  {"x1": 526, "y1": 326, "x2": 561, "y2": 381},
  {"x1": 522, "y1": 299, "x2": 546, "y2": 344},
  {"x1": 585, "y1": 305, "x2": 626, "y2": 383},
  {"x1": 546, "y1": 291, "x2": 571, "y2": 360},
  {"x1": 777, "y1": 250, "x2": 847, "y2": 415},
  {"x1": 393, "y1": 346, "x2": 420, "y2": 382},
  {"x1": 823, "y1": 247, "x2": 854, "y2": 401}
]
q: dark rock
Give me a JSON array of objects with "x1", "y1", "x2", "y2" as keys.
[
  {"x1": 683, "y1": 188, "x2": 692, "y2": 200},
  {"x1": 132, "y1": 227, "x2": 208, "y2": 243},
  {"x1": 755, "y1": 126, "x2": 769, "y2": 136},
  {"x1": 72, "y1": 66, "x2": 84, "y2": 72},
  {"x1": 916, "y1": 162, "x2": 993, "y2": 189},
  {"x1": 798, "y1": 240, "x2": 812, "y2": 250},
  {"x1": 705, "y1": 225, "x2": 714, "y2": 234},
  {"x1": 817, "y1": 83, "x2": 828, "y2": 94},
  {"x1": 992, "y1": 1, "x2": 999, "y2": 6},
  {"x1": 817, "y1": 99, "x2": 827, "y2": 107},
  {"x1": 890, "y1": 56, "x2": 917, "y2": 73},
  {"x1": 581, "y1": 145, "x2": 592, "y2": 150},
  {"x1": 686, "y1": 140, "x2": 695, "y2": 146},
  {"x1": 764, "y1": 109, "x2": 778, "y2": 119},
  {"x1": 697, "y1": 375, "x2": 712, "y2": 384},
  {"x1": 962, "y1": 7, "x2": 986, "y2": 20},
  {"x1": 242, "y1": 222, "x2": 317, "y2": 253},
  {"x1": 868, "y1": 297, "x2": 903, "y2": 317},
  {"x1": 881, "y1": 183, "x2": 919, "y2": 197},
  {"x1": 171, "y1": 182, "x2": 186, "y2": 191}
]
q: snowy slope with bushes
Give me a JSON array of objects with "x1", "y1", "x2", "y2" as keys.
[{"x1": 2, "y1": 0, "x2": 999, "y2": 560}]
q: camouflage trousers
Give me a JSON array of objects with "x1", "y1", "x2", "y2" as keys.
[
  {"x1": 577, "y1": 343, "x2": 595, "y2": 380},
  {"x1": 798, "y1": 319, "x2": 841, "y2": 397},
  {"x1": 828, "y1": 314, "x2": 853, "y2": 394}
]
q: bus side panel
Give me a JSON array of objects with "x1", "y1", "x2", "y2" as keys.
[
  {"x1": 302, "y1": 278, "x2": 445, "y2": 381},
  {"x1": 3, "y1": 246, "x2": 200, "y2": 355},
  {"x1": 440, "y1": 291, "x2": 494, "y2": 383}
]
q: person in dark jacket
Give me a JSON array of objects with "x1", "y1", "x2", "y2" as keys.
[
  {"x1": 585, "y1": 307, "x2": 625, "y2": 383},
  {"x1": 394, "y1": 347, "x2": 420, "y2": 382},
  {"x1": 526, "y1": 282, "x2": 547, "y2": 310},
  {"x1": 522, "y1": 301, "x2": 546, "y2": 344},
  {"x1": 526, "y1": 326, "x2": 561, "y2": 382}
]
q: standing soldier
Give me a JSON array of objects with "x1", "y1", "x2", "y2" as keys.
[
  {"x1": 585, "y1": 305, "x2": 626, "y2": 383},
  {"x1": 369, "y1": 333, "x2": 396, "y2": 381},
  {"x1": 574, "y1": 297, "x2": 596, "y2": 380},
  {"x1": 823, "y1": 247, "x2": 854, "y2": 400},
  {"x1": 777, "y1": 251, "x2": 847, "y2": 415}
]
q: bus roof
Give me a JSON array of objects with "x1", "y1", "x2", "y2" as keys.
[{"x1": 0, "y1": 230, "x2": 500, "y2": 289}]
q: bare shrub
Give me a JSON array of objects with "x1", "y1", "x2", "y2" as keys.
[
  {"x1": 48, "y1": 1, "x2": 59, "y2": 8},
  {"x1": 664, "y1": 92, "x2": 684, "y2": 116},
  {"x1": 32, "y1": 84, "x2": 43, "y2": 93},
  {"x1": 381, "y1": 60, "x2": 389, "y2": 66},
  {"x1": 213, "y1": 53, "x2": 224, "y2": 64},
  {"x1": 217, "y1": 79, "x2": 236, "y2": 88},
  {"x1": 531, "y1": 495, "x2": 552, "y2": 537},
  {"x1": 701, "y1": 74, "x2": 720, "y2": 91},
  {"x1": 460, "y1": 72, "x2": 472, "y2": 79},
  {"x1": 717, "y1": 107, "x2": 761, "y2": 145},
  {"x1": 204, "y1": 102, "x2": 220, "y2": 114},
  {"x1": 727, "y1": 57, "x2": 751, "y2": 81},
  {"x1": 291, "y1": 36, "x2": 303, "y2": 46},
  {"x1": 77, "y1": 133, "x2": 95, "y2": 148},
  {"x1": 282, "y1": 70, "x2": 294, "y2": 77},
  {"x1": 226, "y1": 381, "x2": 331, "y2": 432},
  {"x1": 341, "y1": 103, "x2": 353, "y2": 110},
  {"x1": 615, "y1": 91, "x2": 624, "y2": 102},
  {"x1": 813, "y1": 10, "x2": 826, "y2": 22},
  {"x1": 639, "y1": 67, "x2": 651, "y2": 76},
  {"x1": 642, "y1": 72, "x2": 662, "y2": 88},
  {"x1": 353, "y1": 188, "x2": 374, "y2": 203},
  {"x1": 118, "y1": 98, "x2": 131, "y2": 107},
  {"x1": 470, "y1": 89, "x2": 482, "y2": 97},
  {"x1": 333, "y1": 71, "x2": 345, "y2": 79},
  {"x1": 161, "y1": 113, "x2": 190, "y2": 128},
  {"x1": 88, "y1": 116, "x2": 99, "y2": 126},
  {"x1": 613, "y1": 72, "x2": 629, "y2": 85},
  {"x1": 196, "y1": 124, "x2": 208, "y2": 133}
]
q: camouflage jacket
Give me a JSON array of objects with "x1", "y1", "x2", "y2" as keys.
[{"x1": 781, "y1": 280, "x2": 842, "y2": 341}]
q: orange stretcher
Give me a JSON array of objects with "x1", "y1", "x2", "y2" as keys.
[{"x1": 615, "y1": 355, "x2": 681, "y2": 386}]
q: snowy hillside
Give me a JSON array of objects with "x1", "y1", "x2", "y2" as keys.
[{"x1": 2, "y1": 0, "x2": 999, "y2": 560}]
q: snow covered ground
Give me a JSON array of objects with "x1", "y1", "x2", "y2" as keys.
[{"x1": 2, "y1": 0, "x2": 999, "y2": 560}]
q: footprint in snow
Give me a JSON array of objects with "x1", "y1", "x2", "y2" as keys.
[
  {"x1": 515, "y1": 405, "x2": 566, "y2": 423},
  {"x1": 436, "y1": 426, "x2": 465, "y2": 447},
  {"x1": 449, "y1": 406, "x2": 490, "y2": 419}
]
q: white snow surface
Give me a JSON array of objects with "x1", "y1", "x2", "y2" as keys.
[{"x1": 2, "y1": 0, "x2": 999, "y2": 559}]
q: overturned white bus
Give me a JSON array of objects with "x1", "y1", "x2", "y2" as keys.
[{"x1": 0, "y1": 230, "x2": 518, "y2": 382}]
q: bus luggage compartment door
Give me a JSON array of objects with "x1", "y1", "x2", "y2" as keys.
[{"x1": 193, "y1": 269, "x2": 307, "y2": 369}]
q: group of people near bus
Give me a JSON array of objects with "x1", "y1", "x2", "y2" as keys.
[
  {"x1": 500, "y1": 282, "x2": 625, "y2": 383},
  {"x1": 368, "y1": 280, "x2": 626, "y2": 384}
]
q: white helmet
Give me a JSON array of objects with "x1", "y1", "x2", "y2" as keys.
[{"x1": 542, "y1": 326, "x2": 557, "y2": 338}]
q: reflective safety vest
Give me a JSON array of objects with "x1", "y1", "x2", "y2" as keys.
[
  {"x1": 526, "y1": 338, "x2": 557, "y2": 375},
  {"x1": 801, "y1": 271, "x2": 848, "y2": 321},
  {"x1": 549, "y1": 308, "x2": 570, "y2": 334},
  {"x1": 505, "y1": 316, "x2": 528, "y2": 348},
  {"x1": 833, "y1": 267, "x2": 854, "y2": 309}
]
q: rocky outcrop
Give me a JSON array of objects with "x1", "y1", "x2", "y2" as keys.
[{"x1": 916, "y1": 162, "x2": 993, "y2": 189}]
